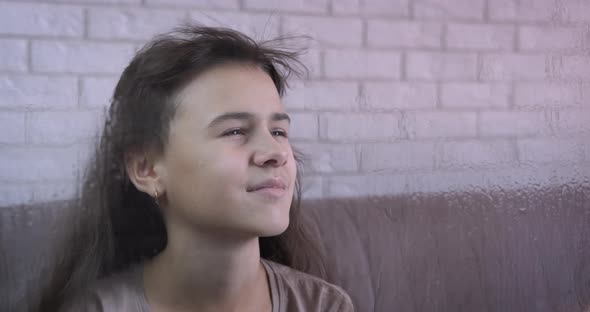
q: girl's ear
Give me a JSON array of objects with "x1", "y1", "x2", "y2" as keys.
[{"x1": 124, "y1": 150, "x2": 166, "y2": 196}]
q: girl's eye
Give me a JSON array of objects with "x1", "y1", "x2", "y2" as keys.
[
  {"x1": 272, "y1": 130, "x2": 288, "y2": 138},
  {"x1": 223, "y1": 128, "x2": 246, "y2": 136}
]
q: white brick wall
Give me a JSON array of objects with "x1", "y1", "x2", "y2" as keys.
[
  {"x1": 556, "y1": 110, "x2": 590, "y2": 135},
  {"x1": 514, "y1": 82, "x2": 590, "y2": 108},
  {"x1": 0, "y1": 39, "x2": 27, "y2": 72},
  {"x1": 282, "y1": 16, "x2": 363, "y2": 47},
  {"x1": 438, "y1": 140, "x2": 515, "y2": 169},
  {"x1": 81, "y1": 77, "x2": 119, "y2": 108},
  {"x1": 489, "y1": 0, "x2": 558, "y2": 22},
  {"x1": 32, "y1": 41, "x2": 136, "y2": 74},
  {"x1": 294, "y1": 143, "x2": 358, "y2": 174},
  {"x1": 407, "y1": 52, "x2": 478, "y2": 80},
  {"x1": 28, "y1": 111, "x2": 103, "y2": 145},
  {"x1": 324, "y1": 50, "x2": 402, "y2": 79},
  {"x1": 364, "y1": 82, "x2": 437, "y2": 110},
  {"x1": 441, "y1": 83, "x2": 510, "y2": 108},
  {"x1": 0, "y1": 147, "x2": 79, "y2": 181},
  {"x1": 0, "y1": 76, "x2": 78, "y2": 109},
  {"x1": 361, "y1": 142, "x2": 435, "y2": 172},
  {"x1": 519, "y1": 26, "x2": 590, "y2": 52},
  {"x1": 289, "y1": 112, "x2": 318, "y2": 140},
  {"x1": 325, "y1": 174, "x2": 408, "y2": 197},
  {"x1": 518, "y1": 138, "x2": 585, "y2": 164},
  {"x1": 0, "y1": 3, "x2": 83, "y2": 37},
  {"x1": 560, "y1": 1, "x2": 590, "y2": 23},
  {"x1": 146, "y1": 0, "x2": 237, "y2": 9},
  {"x1": 479, "y1": 53, "x2": 548, "y2": 81},
  {"x1": 300, "y1": 176, "x2": 323, "y2": 198},
  {"x1": 190, "y1": 11, "x2": 280, "y2": 40},
  {"x1": 406, "y1": 112, "x2": 477, "y2": 138},
  {"x1": 446, "y1": 24, "x2": 514, "y2": 51},
  {"x1": 0, "y1": 184, "x2": 32, "y2": 206},
  {"x1": 551, "y1": 56, "x2": 590, "y2": 80},
  {"x1": 319, "y1": 113, "x2": 401, "y2": 141},
  {"x1": 287, "y1": 81, "x2": 359, "y2": 111},
  {"x1": 413, "y1": 0, "x2": 485, "y2": 20},
  {"x1": 243, "y1": 0, "x2": 329, "y2": 14},
  {"x1": 332, "y1": 0, "x2": 409, "y2": 17},
  {"x1": 87, "y1": 8, "x2": 186, "y2": 40},
  {"x1": 367, "y1": 21, "x2": 442, "y2": 48},
  {"x1": 479, "y1": 111, "x2": 552, "y2": 137},
  {"x1": 0, "y1": 112, "x2": 26, "y2": 144},
  {"x1": 1, "y1": 0, "x2": 589, "y2": 205}
]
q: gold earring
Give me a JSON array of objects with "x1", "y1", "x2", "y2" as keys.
[{"x1": 154, "y1": 189, "x2": 160, "y2": 207}]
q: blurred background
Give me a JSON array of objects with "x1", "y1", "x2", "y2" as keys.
[{"x1": 0, "y1": 0, "x2": 589, "y2": 205}]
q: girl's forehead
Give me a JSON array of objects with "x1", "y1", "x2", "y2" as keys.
[{"x1": 174, "y1": 65, "x2": 283, "y2": 121}]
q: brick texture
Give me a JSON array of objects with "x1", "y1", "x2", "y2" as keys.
[
  {"x1": 438, "y1": 140, "x2": 515, "y2": 169},
  {"x1": 285, "y1": 81, "x2": 359, "y2": 111},
  {"x1": 519, "y1": 26, "x2": 590, "y2": 52},
  {"x1": 146, "y1": 0, "x2": 238, "y2": 9},
  {"x1": 190, "y1": 11, "x2": 280, "y2": 40},
  {"x1": 514, "y1": 82, "x2": 590, "y2": 108},
  {"x1": 319, "y1": 113, "x2": 401, "y2": 141},
  {"x1": 0, "y1": 0, "x2": 588, "y2": 203},
  {"x1": 0, "y1": 3, "x2": 83, "y2": 37},
  {"x1": 407, "y1": 52, "x2": 478, "y2": 80},
  {"x1": 0, "y1": 39, "x2": 27, "y2": 72},
  {"x1": 406, "y1": 112, "x2": 477, "y2": 138},
  {"x1": 282, "y1": 16, "x2": 363, "y2": 47},
  {"x1": 556, "y1": 110, "x2": 590, "y2": 135},
  {"x1": 489, "y1": 0, "x2": 559, "y2": 22},
  {"x1": 479, "y1": 54, "x2": 548, "y2": 81},
  {"x1": 551, "y1": 56, "x2": 590, "y2": 80},
  {"x1": 0, "y1": 112, "x2": 26, "y2": 144},
  {"x1": 28, "y1": 111, "x2": 103, "y2": 145},
  {"x1": 80, "y1": 77, "x2": 119, "y2": 108},
  {"x1": 294, "y1": 143, "x2": 358, "y2": 173},
  {"x1": 32, "y1": 41, "x2": 135, "y2": 74},
  {"x1": 243, "y1": 0, "x2": 329, "y2": 14},
  {"x1": 364, "y1": 82, "x2": 437, "y2": 110},
  {"x1": 324, "y1": 50, "x2": 401, "y2": 79},
  {"x1": 0, "y1": 147, "x2": 79, "y2": 182},
  {"x1": 332, "y1": 0, "x2": 409, "y2": 17},
  {"x1": 446, "y1": 24, "x2": 514, "y2": 51},
  {"x1": 88, "y1": 8, "x2": 185, "y2": 40},
  {"x1": 413, "y1": 0, "x2": 485, "y2": 20},
  {"x1": 518, "y1": 138, "x2": 585, "y2": 164},
  {"x1": 0, "y1": 76, "x2": 78, "y2": 109},
  {"x1": 479, "y1": 111, "x2": 552, "y2": 137},
  {"x1": 290, "y1": 113, "x2": 318, "y2": 140},
  {"x1": 361, "y1": 142, "x2": 435, "y2": 172},
  {"x1": 441, "y1": 83, "x2": 510, "y2": 108},
  {"x1": 368, "y1": 21, "x2": 442, "y2": 48}
]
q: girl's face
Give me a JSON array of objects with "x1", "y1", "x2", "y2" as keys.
[{"x1": 156, "y1": 64, "x2": 296, "y2": 238}]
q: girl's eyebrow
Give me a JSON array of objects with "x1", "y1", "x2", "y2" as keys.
[{"x1": 207, "y1": 112, "x2": 291, "y2": 128}]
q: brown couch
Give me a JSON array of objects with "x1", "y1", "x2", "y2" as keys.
[{"x1": 2, "y1": 185, "x2": 590, "y2": 312}]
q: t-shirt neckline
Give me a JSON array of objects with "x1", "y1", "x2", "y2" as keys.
[{"x1": 137, "y1": 259, "x2": 281, "y2": 312}]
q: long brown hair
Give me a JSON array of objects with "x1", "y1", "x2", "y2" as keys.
[{"x1": 38, "y1": 24, "x2": 325, "y2": 311}]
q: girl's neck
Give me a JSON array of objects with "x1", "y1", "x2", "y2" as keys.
[{"x1": 142, "y1": 225, "x2": 271, "y2": 312}]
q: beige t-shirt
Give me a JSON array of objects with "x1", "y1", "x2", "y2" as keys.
[{"x1": 60, "y1": 259, "x2": 354, "y2": 312}]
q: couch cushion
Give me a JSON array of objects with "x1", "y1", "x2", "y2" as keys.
[
  {"x1": 1, "y1": 200, "x2": 73, "y2": 312},
  {"x1": 2, "y1": 185, "x2": 590, "y2": 312},
  {"x1": 302, "y1": 185, "x2": 590, "y2": 312}
]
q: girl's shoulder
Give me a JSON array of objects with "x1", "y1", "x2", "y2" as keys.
[{"x1": 59, "y1": 265, "x2": 148, "y2": 312}]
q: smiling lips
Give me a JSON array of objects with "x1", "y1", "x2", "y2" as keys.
[{"x1": 247, "y1": 178, "x2": 287, "y2": 199}]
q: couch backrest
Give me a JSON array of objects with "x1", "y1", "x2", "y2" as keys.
[
  {"x1": 302, "y1": 185, "x2": 590, "y2": 312},
  {"x1": 2, "y1": 185, "x2": 589, "y2": 312}
]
